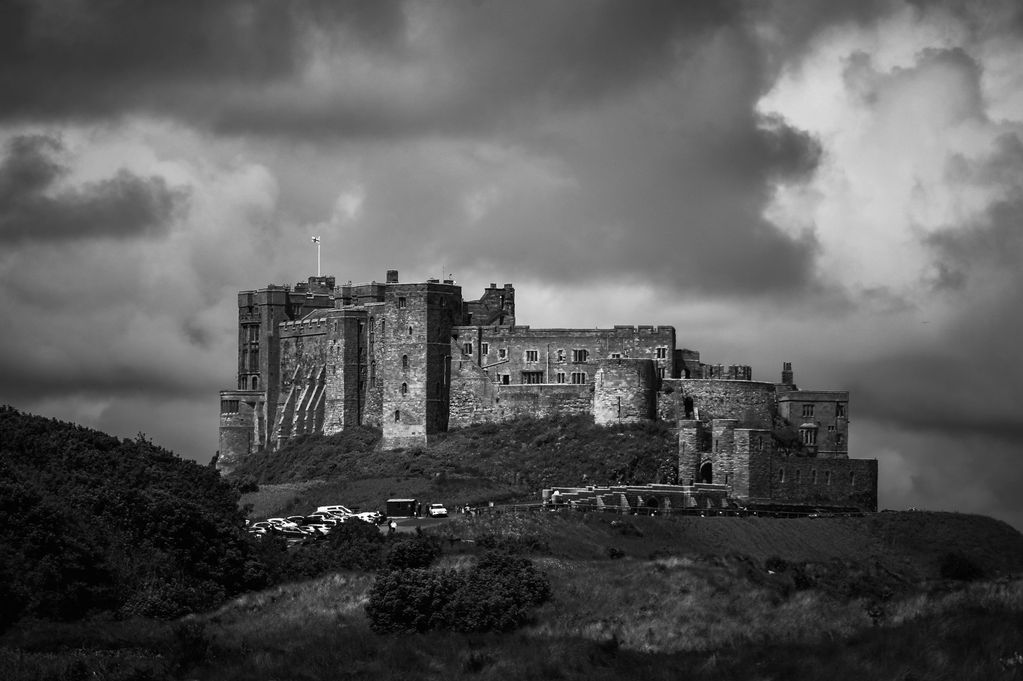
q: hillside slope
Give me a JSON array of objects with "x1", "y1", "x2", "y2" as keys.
[
  {"x1": 0, "y1": 406, "x2": 254, "y2": 627},
  {"x1": 231, "y1": 416, "x2": 677, "y2": 489}
]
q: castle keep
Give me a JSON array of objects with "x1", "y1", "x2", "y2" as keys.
[{"x1": 219, "y1": 271, "x2": 878, "y2": 511}]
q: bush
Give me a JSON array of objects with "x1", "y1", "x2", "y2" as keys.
[
  {"x1": 365, "y1": 568, "x2": 463, "y2": 633},
  {"x1": 939, "y1": 551, "x2": 984, "y2": 582},
  {"x1": 442, "y1": 552, "x2": 552, "y2": 633},
  {"x1": 386, "y1": 537, "x2": 442, "y2": 571},
  {"x1": 365, "y1": 551, "x2": 552, "y2": 634}
]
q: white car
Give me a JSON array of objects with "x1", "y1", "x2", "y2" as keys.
[
  {"x1": 427, "y1": 503, "x2": 448, "y2": 518},
  {"x1": 316, "y1": 505, "x2": 354, "y2": 518},
  {"x1": 355, "y1": 511, "x2": 382, "y2": 524}
]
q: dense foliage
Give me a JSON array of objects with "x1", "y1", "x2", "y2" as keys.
[
  {"x1": 251, "y1": 519, "x2": 392, "y2": 582},
  {"x1": 365, "y1": 551, "x2": 552, "y2": 633},
  {"x1": 0, "y1": 406, "x2": 256, "y2": 627}
]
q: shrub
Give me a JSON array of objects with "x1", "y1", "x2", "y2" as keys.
[
  {"x1": 939, "y1": 551, "x2": 984, "y2": 582},
  {"x1": 364, "y1": 568, "x2": 463, "y2": 633},
  {"x1": 442, "y1": 552, "x2": 552, "y2": 633},
  {"x1": 386, "y1": 537, "x2": 442, "y2": 571},
  {"x1": 765, "y1": 555, "x2": 789, "y2": 573},
  {"x1": 365, "y1": 551, "x2": 552, "y2": 634}
]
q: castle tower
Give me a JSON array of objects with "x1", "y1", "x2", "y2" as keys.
[
  {"x1": 380, "y1": 280, "x2": 463, "y2": 449},
  {"x1": 593, "y1": 358, "x2": 656, "y2": 425}
]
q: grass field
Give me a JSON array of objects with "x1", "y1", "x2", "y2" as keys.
[{"x1": 5, "y1": 509, "x2": 1023, "y2": 680}]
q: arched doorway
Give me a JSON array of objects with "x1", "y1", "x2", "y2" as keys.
[{"x1": 699, "y1": 461, "x2": 713, "y2": 484}]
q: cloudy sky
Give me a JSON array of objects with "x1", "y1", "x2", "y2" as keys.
[{"x1": 1, "y1": 0, "x2": 1021, "y2": 527}]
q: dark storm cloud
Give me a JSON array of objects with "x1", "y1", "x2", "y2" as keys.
[
  {"x1": 0, "y1": 350, "x2": 211, "y2": 402},
  {"x1": 0, "y1": 134, "x2": 187, "y2": 242},
  {"x1": 0, "y1": 0, "x2": 406, "y2": 123}
]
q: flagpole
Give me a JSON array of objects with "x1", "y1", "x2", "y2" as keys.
[{"x1": 312, "y1": 236, "x2": 321, "y2": 276}]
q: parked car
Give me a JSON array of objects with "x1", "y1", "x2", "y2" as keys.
[
  {"x1": 427, "y1": 503, "x2": 448, "y2": 518},
  {"x1": 316, "y1": 505, "x2": 354, "y2": 518},
  {"x1": 354, "y1": 511, "x2": 382, "y2": 524}
]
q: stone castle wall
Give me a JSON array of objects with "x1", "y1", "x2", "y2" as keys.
[
  {"x1": 593, "y1": 359, "x2": 657, "y2": 425},
  {"x1": 679, "y1": 379, "x2": 776, "y2": 428}
]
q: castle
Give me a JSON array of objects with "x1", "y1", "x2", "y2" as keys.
[{"x1": 218, "y1": 271, "x2": 877, "y2": 511}]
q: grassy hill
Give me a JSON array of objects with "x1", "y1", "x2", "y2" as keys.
[
  {"x1": 8, "y1": 507, "x2": 1023, "y2": 680},
  {"x1": 235, "y1": 416, "x2": 677, "y2": 517},
  {"x1": 8, "y1": 412, "x2": 1023, "y2": 680}
]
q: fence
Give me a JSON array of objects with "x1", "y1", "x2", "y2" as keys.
[{"x1": 467, "y1": 502, "x2": 865, "y2": 519}]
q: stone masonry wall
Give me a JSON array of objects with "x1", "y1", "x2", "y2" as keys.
[
  {"x1": 593, "y1": 359, "x2": 656, "y2": 425},
  {"x1": 467, "y1": 325, "x2": 676, "y2": 387},
  {"x1": 449, "y1": 349, "x2": 500, "y2": 427},
  {"x1": 274, "y1": 318, "x2": 330, "y2": 443},
  {"x1": 217, "y1": 390, "x2": 264, "y2": 476},
  {"x1": 756, "y1": 454, "x2": 878, "y2": 511},
  {"x1": 679, "y1": 379, "x2": 776, "y2": 428}
]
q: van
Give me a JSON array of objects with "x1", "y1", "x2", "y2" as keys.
[{"x1": 386, "y1": 498, "x2": 418, "y2": 518}]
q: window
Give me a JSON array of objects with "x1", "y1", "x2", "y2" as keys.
[
  {"x1": 556, "y1": 349, "x2": 565, "y2": 362},
  {"x1": 811, "y1": 469, "x2": 817, "y2": 484},
  {"x1": 656, "y1": 347, "x2": 667, "y2": 359},
  {"x1": 837, "y1": 402, "x2": 846, "y2": 417},
  {"x1": 658, "y1": 367, "x2": 666, "y2": 379},
  {"x1": 825, "y1": 471, "x2": 832, "y2": 485},
  {"x1": 572, "y1": 349, "x2": 588, "y2": 363},
  {"x1": 828, "y1": 425, "x2": 836, "y2": 432},
  {"x1": 380, "y1": 319, "x2": 386, "y2": 334},
  {"x1": 369, "y1": 331, "x2": 374, "y2": 344},
  {"x1": 836, "y1": 433, "x2": 844, "y2": 446},
  {"x1": 398, "y1": 297, "x2": 407, "y2": 309},
  {"x1": 571, "y1": 372, "x2": 587, "y2": 384},
  {"x1": 462, "y1": 342, "x2": 473, "y2": 355},
  {"x1": 500, "y1": 374, "x2": 510, "y2": 385},
  {"x1": 402, "y1": 355, "x2": 409, "y2": 370},
  {"x1": 370, "y1": 361, "x2": 375, "y2": 381},
  {"x1": 408, "y1": 326, "x2": 413, "y2": 336},
  {"x1": 400, "y1": 382, "x2": 408, "y2": 395},
  {"x1": 522, "y1": 371, "x2": 543, "y2": 384},
  {"x1": 802, "y1": 403, "x2": 815, "y2": 418},
  {"x1": 610, "y1": 352, "x2": 622, "y2": 359},
  {"x1": 850, "y1": 471, "x2": 856, "y2": 486},
  {"x1": 394, "y1": 410, "x2": 400, "y2": 422},
  {"x1": 251, "y1": 376, "x2": 258, "y2": 390},
  {"x1": 498, "y1": 348, "x2": 507, "y2": 360},
  {"x1": 221, "y1": 399, "x2": 239, "y2": 414},
  {"x1": 756, "y1": 436, "x2": 764, "y2": 452},
  {"x1": 525, "y1": 349, "x2": 539, "y2": 362},
  {"x1": 482, "y1": 342, "x2": 489, "y2": 355},
  {"x1": 713, "y1": 439, "x2": 719, "y2": 453},
  {"x1": 800, "y1": 427, "x2": 817, "y2": 446},
  {"x1": 556, "y1": 372, "x2": 566, "y2": 384},
  {"x1": 779, "y1": 468, "x2": 786, "y2": 483}
]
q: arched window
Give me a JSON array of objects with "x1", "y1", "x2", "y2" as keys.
[
  {"x1": 699, "y1": 461, "x2": 713, "y2": 484},
  {"x1": 408, "y1": 325, "x2": 413, "y2": 336},
  {"x1": 402, "y1": 354, "x2": 409, "y2": 370},
  {"x1": 400, "y1": 382, "x2": 408, "y2": 395},
  {"x1": 251, "y1": 376, "x2": 258, "y2": 390},
  {"x1": 394, "y1": 409, "x2": 400, "y2": 422}
]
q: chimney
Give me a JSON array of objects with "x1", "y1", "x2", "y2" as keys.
[
  {"x1": 781, "y1": 362, "x2": 793, "y2": 386},
  {"x1": 386, "y1": 269, "x2": 399, "y2": 284}
]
